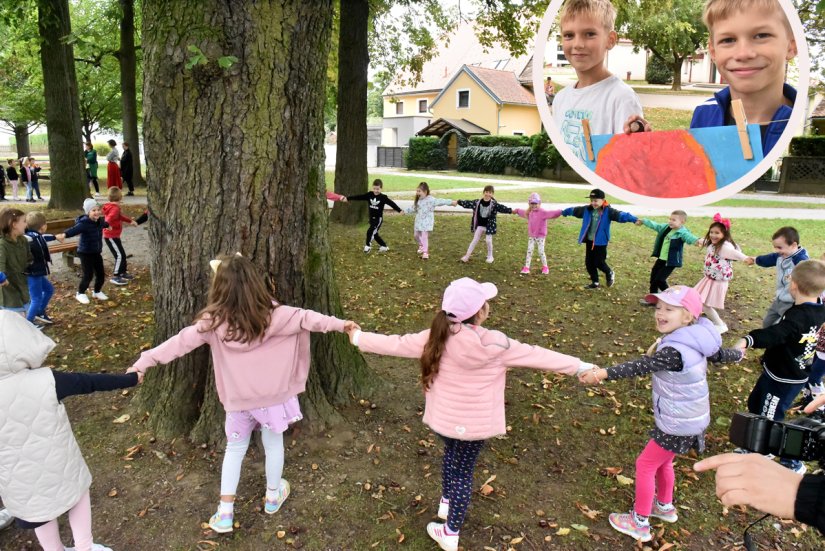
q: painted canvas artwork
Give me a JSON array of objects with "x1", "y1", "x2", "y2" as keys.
[{"x1": 581, "y1": 125, "x2": 764, "y2": 198}]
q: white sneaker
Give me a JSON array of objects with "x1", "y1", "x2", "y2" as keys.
[
  {"x1": 363, "y1": 246, "x2": 371, "y2": 253},
  {"x1": 75, "y1": 293, "x2": 90, "y2": 304},
  {"x1": 716, "y1": 323, "x2": 729, "y2": 334},
  {"x1": 379, "y1": 246, "x2": 389, "y2": 252},
  {"x1": 426, "y1": 522, "x2": 458, "y2": 551},
  {"x1": 485, "y1": 257, "x2": 494, "y2": 264},
  {"x1": 65, "y1": 544, "x2": 113, "y2": 551},
  {"x1": 92, "y1": 291, "x2": 109, "y2": 301}
]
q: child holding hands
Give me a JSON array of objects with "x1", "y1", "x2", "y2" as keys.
[
  {"x1": 128, "y1": 254, "x2": 359, "y2": 534},
  {"x1": 0, "y1": 310, "x2": 139, "y2": 551},
  {"x1": 580, "y1": 286, "x2": 743, "y2": 542},
  {"x1": 457, "y1": 185, "x2": 512, "y2": 264},
  {"x1": 405, "y1": 182, "x2": 454, "y2": 259},
  {"x1": 347, "y1": 277, "x2": 594, "y2": 550},
  {"x1": 693, "y1": 214, "x2": 751, "y2": 334},
  {"x1": 513, "y1": 192, "x2": 561, "y2": 274}
]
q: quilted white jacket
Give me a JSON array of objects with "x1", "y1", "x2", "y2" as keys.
[{"x1": 0, "y1": 311, "x2": 92, "y2": 522}]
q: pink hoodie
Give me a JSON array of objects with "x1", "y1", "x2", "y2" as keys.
[
  {"x1": 356, "y1": 324, "x2": 582, "y2": 440},
  {"x1": 513, "y1": 207, "x2": 562, "y2": 238},
  {"x1": 132, "y1": 303, "x2": 345, "y2": 411}
]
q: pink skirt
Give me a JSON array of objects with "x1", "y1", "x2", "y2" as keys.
[
  {"x1": 694, "y1": 276, "x2": 729, "y2": 310},
  {"x1": 224, "y1": 396, "x2": 302, "y2": 442}
]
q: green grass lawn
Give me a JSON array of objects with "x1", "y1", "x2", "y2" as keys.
[
  {"x1": 323, "y1": 213, "x2": 824, "y2": 549},
  {"x1": 643, "y1": 107, "x2": 695, "y2": 132},
  {"x1": 632, "y1": 86, "x2": 715, "y2": 96}
]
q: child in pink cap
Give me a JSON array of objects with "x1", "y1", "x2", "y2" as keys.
[
  {"x1": 579, "y1": 285, "x2": 743, "y2": 543},
  {"x1": 513, "y1": 192, "x2": 561, "y2": 275},
  {"x1": 346, "y1": 277, "x2": 595, "y2": 551}
]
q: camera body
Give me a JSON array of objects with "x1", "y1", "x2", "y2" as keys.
[{"x1": 729, "y1": 412, "x2": 825, "y2": 461}]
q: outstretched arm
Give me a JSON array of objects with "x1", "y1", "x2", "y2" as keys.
[
  {"x1": 351, "y1": 329, "x2": 430, "y2": 359},
  {"x1": 54, "y1": 371, "x2": 139, "y2": 401}
]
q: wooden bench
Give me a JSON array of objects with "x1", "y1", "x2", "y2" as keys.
[{"x1": 46, "y1": 218, "x2": 79, "y2": 268}]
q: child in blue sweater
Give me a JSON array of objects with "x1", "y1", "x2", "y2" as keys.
[{"x1": 57, "y1": 199, "x2": 110, "y2": 304}]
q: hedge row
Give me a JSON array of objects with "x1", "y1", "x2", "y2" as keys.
[
  {"x1": 405, "y1": 136, "x2": 447, "y2": 170},
  {"x1": 790, "y1": 136, "x2": 825, "y2": 157},
  {"x1": 469, "y1": 135, "x2": 531, "y2": 147},
  {"x1": 457, "y1": 146, "x2": 543, "y2": 176}
]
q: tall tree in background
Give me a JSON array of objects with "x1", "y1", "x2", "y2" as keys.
[
  {"x1": 37, "y1": 0, "x2": 87, "y2": 208},
  {"x1": 330, "y1": 0, "x2": 369, "y2": 224},
  {"x1": 77, "y1": 59, "x2": 121, "y2": 143},
  {"x1": 139, "y1": 0, "x2": 373, "y2": 443},
  {"x1": 119, "y1": 0, "x2": 143, "y2": 185}
]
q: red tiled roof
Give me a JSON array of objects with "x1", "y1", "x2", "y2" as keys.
[
  {"x1": 383, "y1": 22, "x2": 532, "y2": 96},
  {"x1": 465, "y1": 66, "x2": 536, "y2": 105}
]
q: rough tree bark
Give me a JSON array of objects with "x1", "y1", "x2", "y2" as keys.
[
  {"x1": 37, "y1": 0, "x2": 87, "y2": 209},
  {"x1": 119, "y1": 0, "x2": 144, "y2": 186},
  {"x1": 139, "y1": 0, "x2": 374, "y2": 444},
  {"x1": 13, "y1": 124, "x2": 31, "y2": 159},
  {"x1": 330, "y1": 0, "x2": 369, "y2": 225}
]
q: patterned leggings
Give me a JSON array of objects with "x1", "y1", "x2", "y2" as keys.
[
  {"x1": 525, "y1": 237, "x2": 547, "y2": 269},
  {"x1": 440, "y1": 435, "x2": 485, "y2": 532}
]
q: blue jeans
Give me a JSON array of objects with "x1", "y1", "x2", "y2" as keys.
[
  {"x1": 24, "y1": 182, "x2": 32, "y2": 200},
  {"x1": 26, "y1": 275, "x2": 54, "y2": 322}
]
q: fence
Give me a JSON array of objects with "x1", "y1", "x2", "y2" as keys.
[
  {"x1": 779, "y1": 157, "x2": 825, "y2": 194},
  {"x1": 377, "y1": 146, "x2": 406, "y2": 168}
]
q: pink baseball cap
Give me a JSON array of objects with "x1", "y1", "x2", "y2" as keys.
[
  {"x1": 645, "y1": 285, "x2": 703, "y2": 319},
  {"x1": 528, "y1": 192, "x2": 541, "y2": 204},
  {"x1": 442, "y1": 277, "x2": 498, "y2": 322}
]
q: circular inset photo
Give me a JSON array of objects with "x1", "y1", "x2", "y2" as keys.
[{"x1": 532, "y1": 0, "x2": 809, "y2": 208}]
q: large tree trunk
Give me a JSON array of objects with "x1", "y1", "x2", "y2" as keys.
[
  {"x1": 13, "y1": 124, "x2": 31, "y2": 159},
  {"x1": 37, "y1": 0, "x2": 87, "y2": 209},
  {"x1": 330, "y1": 0, "x2": 369, "y2": 225},
  {"x1": 119, "y1": 0, "x2": 144, "y2": 186},
  {"x1": 139, "y1": 0, "x2": 375, "y2": 444}
]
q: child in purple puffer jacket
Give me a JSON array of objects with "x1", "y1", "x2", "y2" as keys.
[
  {"x1": 512, "y1": 192, "x2": 561, "y2": 275},
  {"x1": 579, "y1": 285, "x2": 743, "y2": 543}
]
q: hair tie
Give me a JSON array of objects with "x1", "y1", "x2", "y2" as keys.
[{"x1": 713, "y1": 212, "x2": 731, "y2": 230}]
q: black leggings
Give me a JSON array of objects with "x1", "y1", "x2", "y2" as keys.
[
  {"x1": 78, "y1": 252, "x2": 105, "y2": 293},
  {"x1": 105, "y1": 237, "x2": 127, "y2": 275},
  {"x1": 365, "y1": 217, "x2": 386, "y2": 247},
  {"x1": 440, "y1": 435, "x2": 484, "y2": 532},
  {"x1": 649, "y1": 259, "x2": 676, "y2": 293},
  {"x1": 584, "y1": 240, "x2": 611, "y2": 283}
]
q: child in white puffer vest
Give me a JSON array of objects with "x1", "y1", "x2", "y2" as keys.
[{"x1": 0, "y1": 310, "x2": 140, "y2": 551}]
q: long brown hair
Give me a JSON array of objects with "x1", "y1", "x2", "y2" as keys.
[
  {"x1": 420, "y1": 309, "x2": 480, "y2": 390},
  {"x1": 0, "y1": 208, "x2": 25, "y2": 238},
  {"x1": 196, "y1": 254, "x2": 277, "y2": 343}
]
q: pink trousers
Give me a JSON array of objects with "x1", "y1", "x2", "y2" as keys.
[
  {"x1": 33, "y1": 490, "x2": 93, "y2": 551},
  {"x1": 634, "y1": 439, "x2": 676, "y2": 516},
  {"x1": 414, "y1": 230, "x2": 429, "y2": 253}
]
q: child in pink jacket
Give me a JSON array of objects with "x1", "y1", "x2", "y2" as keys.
[
  {"x1": 513, "y1": 192, "x2": 562, "y2": 275},
  {"x1": 128, "y1": 254, "x2": 358, "y2": 534},
  {"x1": 347, "y1": 277, "x2": 594, "y2": 551}
]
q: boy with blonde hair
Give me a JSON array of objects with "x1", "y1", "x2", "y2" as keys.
[
  {"x1": 552, "y1": 0, "x2": 644, "y2": 160},
  {"x1": 691, "y1": 0, "x2": 797, "y2": 154},
  {"x1": 735, "y1": 260, "x2": 825, "y2": 475},
  {"x1": 636, "y1": 210, "x2": 700, "y2": 297}
]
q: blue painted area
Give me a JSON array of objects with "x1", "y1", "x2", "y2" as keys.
[{"x1": 581, "y1": 125, "x2": 764, "y2": 189}]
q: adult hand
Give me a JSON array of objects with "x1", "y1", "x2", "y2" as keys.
[
  {"x1": 693, "y1": 453, "x2": 802, "y2": 519},
  {"x1": 623, "y1": 114, "x2": 651, "y2": 134}
]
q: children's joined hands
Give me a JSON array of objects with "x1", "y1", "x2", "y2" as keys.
[
  {"x1": 743, "y1": 257, "x2": 755, "y2": 266},
  {"x1": 126, "y1": 366, "x2": 144, "y2": 384},
  {"x1": 578, "y1": 367, "x2": 606, "y2": 386},
  {"x1": 343, "y1": 321, "x2": 361, "y2": 336}
]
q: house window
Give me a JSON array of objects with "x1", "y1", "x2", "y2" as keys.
[
  {"x1": 457, "y1": 89, "x2": 470, "y2": 108},
  {"x1": 395, "y1": 101, "x2": 404, "y2": 115},
  {"x1": 418, "y1": 99, "x2": 427, "y2": 113}
]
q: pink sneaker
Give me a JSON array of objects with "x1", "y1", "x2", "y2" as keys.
[
  {"x1": 541, "y1": 265, "x2": 549, "y2": 275},
  {"x1": 459, "y1": 256, "x2": 469, "y2": 263},
  {"x1": 520, "y1": 266, "x2": 530, "y2": 274},
  {"x1": 422, "y1": 252, "x2": 429, "y2": 259},
  {"x1": 608, "y1": 512, "x2": 651, "y2": 542},
  {"x1": 426, "y1": 522, "x2": 458, "y2": 551},
  {"x1": 650, "y1": 501, "x2": 678, "y2": 523},
  {"x1": 417, "y1": 247, "x2": 424, "y2": 254}
]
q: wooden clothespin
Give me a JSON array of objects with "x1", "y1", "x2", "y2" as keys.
[
  {"x1": 731, "y1": 98, "x2": 754, "y2": 160},
  {"x1": 582, "y1": 118, "x2": 595, "y2": 162}
]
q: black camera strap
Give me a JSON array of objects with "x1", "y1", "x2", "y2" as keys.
[{"x1": 743, "y1": 513, "x2": 771, "y2": 551}]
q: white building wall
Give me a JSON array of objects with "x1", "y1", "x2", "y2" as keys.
[{"x1": 324, "y1": 145, "x2": 378, "y2": 168}]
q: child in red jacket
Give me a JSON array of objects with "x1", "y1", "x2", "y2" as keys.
[{"x1": 101, "y1": 187, "x2": 137, "y2": 285}]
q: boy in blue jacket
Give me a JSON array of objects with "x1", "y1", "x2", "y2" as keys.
[
  {"x1": 690, "y1": 0, "x2": 797, "y2": 155},
  {"x1": 635, "y1": 210, "x2": 700, "y2": 297},
  {"x1": 748, "y1": 226, "x2": 808, "y2": 327},
  {"x1": 562, "y1": 189, "x2": 638, "y2": 289},
  {"x1": 57, "y1": 198, "x2": 110, "y2": 304}
]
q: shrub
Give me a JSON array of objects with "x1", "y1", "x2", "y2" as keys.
[
  {"x1": 405, "y1": 136, "x2": 447, "y2": 170},
  {"x1": 789, "y1": 136, "x2": 825, "y2": 157},
  {"x1": 470, "y1": 135, "x2": 531, "y2": 147},
  {"x1": 93, "y1": 142, "x2": 111, "y2": 156},
  {"x1": 530, "y1": 131, "x2": 567, "y2": 172},
  {"x1": 646, "y1": 55, "x2": 673, "y2": 85},
  {"x1": 439, "y1": 129, "x2": 469, "y2": 150},
  {"x1": 457, "y1": 146, "x2": 542, "y2": 176}
]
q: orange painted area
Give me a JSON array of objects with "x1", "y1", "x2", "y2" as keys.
[{"x1": 594, "y1": 130, "x2": 716, "y2": 198}]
